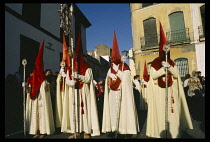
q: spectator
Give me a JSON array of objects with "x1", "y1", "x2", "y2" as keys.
[
  {"x1": 95, "y1": 78, "x2": 105, "y2": 132},
  {"x1": 183, "y1": 74, "x2": 191, "y2": 97},
  {"x1": 188, "y1": 71, "x2": 203, "y2": 97},
  {"x1": 201, "y1": 76, "x2": 205, "y2": 97},
  {"x1": 133, "y1": 75, "x2": 141, "y2": 129},
  {"x1": 197, "y1": 71, "x2": 202, "y2": 83}
]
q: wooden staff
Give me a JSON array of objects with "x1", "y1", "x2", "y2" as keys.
[{"x1": 22, "y1": 59, "x2": 27, "y2": 136}]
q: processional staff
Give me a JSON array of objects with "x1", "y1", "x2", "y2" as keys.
[
  {"x1": 163, "y1": 44, "x2": 170, "y2": 138},
  {"x1": 58, "y1": 3, "x2": 76, "y2": 139},
  {"x1": 22, "y1": 59, "x2": 27, "y2": 137}
]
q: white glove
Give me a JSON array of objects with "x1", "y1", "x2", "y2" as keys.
[
  {"x1": 112, "y1": 63, "x2": 119, "y2": 72},
  {"x1": 161, "y1": 61, "x2": 171, "y2": 68},
  {"x1": 59, "y1": 67, "x2": 66, "y2": 77},
  {"x1": 66, "y1": 80, "x2": 75, "y2": 87},
  {"x1": 22, "y1": 82, "x2": 27, "y2": 87},
  {"x1": 38, "y1": 100, "x2": 43, "y2": 107},
  {"x1": 59, "y1": 67, "x2": 64, "y2": 74},
  {"x1": 73, "y1": 72, "x2": 80, "y2": 79},
  {"x1": 61, "y1": 72, "x2": 66, "y2": 78},
  {"x1": 108, "y1": 72, "x2": 117, "y2": 80}
]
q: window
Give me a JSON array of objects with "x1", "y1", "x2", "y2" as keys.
[
  {"x1": 174, "y1": 58, "x2": 189, "y2": 79},
  {"x1": 200, "y1": 5, "x2": 205, "y2": 36},
  {"x1": 168, "y1": 11, "x2": 189, "y2": 43},
  {"x1": 143, "y1": 17, "x2": 158, "y2": 47},
  {"x1": 142, "y1": 3, "x2": 153, "y2": 7}
]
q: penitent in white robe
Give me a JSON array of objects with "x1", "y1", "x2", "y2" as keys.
[
  {"x1": 146, "y1": 66, "x2": 193, "y2": 138},
  {"x1": 61, "y1": 68, "x2": 100, "y2": 136},
  {"x1": 102, "y1": 69, "x2": 140, "y2": 134},
  {"x1": 25, "y1": 80, "x2": 55, "y2": 135},
  {"x1": 55, "y1": 74, "x2": 65, "y2": 128}
]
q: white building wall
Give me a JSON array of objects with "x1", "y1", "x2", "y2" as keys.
[
  {"x1": 5, "y1": 3, "x2": 62, "y2": 78},
  {"x1": 190, "y1": 3, "x2": 205, "y2": 76},
  {"x1": 195, "y1": 43, "x2": 205, "y2": 76},
  {"x1": 40, "y1": 4, "x2": 60, "y2": 38},
  {"x1": 5, "y1": 3, "x2": 22, "y2": 15}
]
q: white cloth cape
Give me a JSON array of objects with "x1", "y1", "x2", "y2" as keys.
[
  {"x1": 26, "y1": 80, "x2": 55, "y2": 135},
  {"x1": 55, "y1": 74, "x2": 65, "y2": 127},
  {"x1": 61, "y1": 68, "x2": 100, "y2": 136},
  {"x1": 102, "y1": 69, "x2": 140, "y2": 134},
  {"x1": 146, "y1": 66, "x2": 193, "y2": 138}
]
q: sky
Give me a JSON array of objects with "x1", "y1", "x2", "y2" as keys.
[{"x1": 76, "y1": 3, "x2": 132, "y2": 57}]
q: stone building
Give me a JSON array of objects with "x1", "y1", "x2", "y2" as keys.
[
  {"x1": 129, "y1": 3, "x2": 205, "y2": 81},
  {"x1": 87, "y1": 44, "x2": 111, "y2": 80}
]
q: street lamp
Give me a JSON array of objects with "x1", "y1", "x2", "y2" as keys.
[{"x1": 121, "y1": 49, "x2": 135, "y2": 62}]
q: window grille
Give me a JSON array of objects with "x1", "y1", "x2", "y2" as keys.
[{"x1": 174, "y1": 58, "x2": 189, "y2": 78}]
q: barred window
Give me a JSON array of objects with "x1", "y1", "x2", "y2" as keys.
[
  {"x1": 174, "y1": 58, "x2": 189, "y2": 78},
  {"x1": 143, "y1": 17, "x2": 158, "y2": 47}
]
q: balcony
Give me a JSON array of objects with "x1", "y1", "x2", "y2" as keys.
[
  {"x1": 166, "y1": 28, "x2": 190, "y2": 45},
  {"x1": 198, "y1": 25, "x2": 205, "y2": 41},
  {"x1": 140, "y1": 34, "x2": 159, "y2": 50}
]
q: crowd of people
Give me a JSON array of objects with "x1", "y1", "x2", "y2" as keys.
[{"x1": 14, "y1": 25, "x2": 204, "y2": 139}]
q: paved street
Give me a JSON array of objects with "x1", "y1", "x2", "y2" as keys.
[{"x1": 5, "y1": 103, "x2": 205, "y2": 140}]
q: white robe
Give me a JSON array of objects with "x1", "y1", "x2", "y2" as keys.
[
  {"x1": 61, "y1": 68, "x2": 100, "y2": 136},
  {"x1": 26, "y1": 80, "x2": 55, "y2": 135},
  {"x1": 55, "y1": 74, "x2": 65, "y2": 128},
  {"x1": 146, "y1": 66, "x2": 193, "y2": 138},
  {"x1": 102, "y1": 69, "x2": 140, "y2": 134}
]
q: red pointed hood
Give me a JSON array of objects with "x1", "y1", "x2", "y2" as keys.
[
  {"x1": 151, "y1": 22, "x2": 174, "y2": 70},
  {"x1": 73, "y1": 31, "x2": 90, "y2": 75},
  {"x1": 62, "y1": 33, "x2": 71, "y2": 72},
  {"x1": 111, "y1": 30, "x2": 121, "y2": 65},
  {"x1": 30, "y1": 40, "x2": 45, "y2": 99},
  {"x1": 143, "y1": 60, "x2": 149, "y2": 82}
]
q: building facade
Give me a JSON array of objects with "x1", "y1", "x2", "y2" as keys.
[
  {"x1": 5, "y1": 3, "x2": 91, "y2": 79},
  {"x1": 87, "y1": 44, "x2": 111, "y2": 80},
  {"x1": 130, "y1": 3, "x2": 205, "y2": 81}
]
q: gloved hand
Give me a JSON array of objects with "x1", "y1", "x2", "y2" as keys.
[
  {"x1": 61, "y1": 72, "x2": 66, "y2": 78},
  {"x1": 38, "y1": 100, "x2": 43, "y2": 107},
  {"x1": 73, "y1": 72, "x2": 80, "y2": 79},
  {"x1": 66, "y1": 80, "x2": 75, "y2": 87},
  {"x1": 112, "y1": 63, "x2": 119, "y2": 72},
  {"x1": 59, "y1": 67, "x2": 64, "y2": 74},
  {"x1": 59, "y1": 67, "x2": 66, "y2": 77},
  {"x1": 108, "y1": 72, "x2": 117, "y2": 80},
  {"x1": 161, "y1": 61, "x2": 171, "y2": 68},
  {"x1": 22, "y1": 82, "x2": 27, "y2": 87}
]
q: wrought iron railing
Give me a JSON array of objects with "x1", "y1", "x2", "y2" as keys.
[
  {"x1": 198, "y1": 25, "x2": 205, "y2": 38},
  {"x1": 140, "y1": 34, "x2": 159, "y2": 49},
  {"x1": 166, "y1": 28, "x2": 190, "y2": 44},
  {"x1": 140, "y1": 28, "x2": 191, "y2": 49}
]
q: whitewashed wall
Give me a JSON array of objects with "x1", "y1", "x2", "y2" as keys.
[{"x1": 5, "y1": 3, "x2": 62, "y2": 78}]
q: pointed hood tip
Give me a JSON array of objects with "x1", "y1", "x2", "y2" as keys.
[{"x1": 111, "y1": 30, "x2": 121, "y2": 65}]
